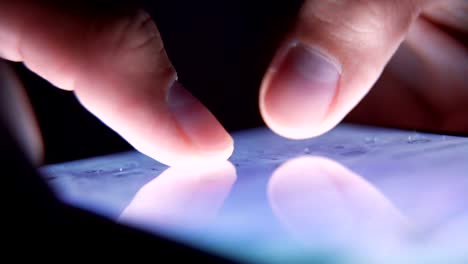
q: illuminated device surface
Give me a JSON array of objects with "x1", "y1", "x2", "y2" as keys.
[{"x1": 41, "y1": 124, "x2": 468, "y2": 264}]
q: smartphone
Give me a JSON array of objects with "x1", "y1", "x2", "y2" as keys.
[{"x1": 40, "y1": 124, "x2": 468, "y2": 264}]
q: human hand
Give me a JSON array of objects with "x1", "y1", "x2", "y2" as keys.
[
  {"x1": 2, "y1": 1, "x2": 466, "y2": 167},
  {"x1": 0, "y1": 1, "x2": 234, "y2": 166},
  {"x1": 259, "y1": 0, "x2": 467, "y2": 138}
]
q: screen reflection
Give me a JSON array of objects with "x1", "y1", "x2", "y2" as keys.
[
  {"x1": 268, "y1": 156, "x2": 406, "y2": 249},
  {"x1": 119, "y1": 161, "x2": 236, "y2": 231},
  {"x1": 115, "y1": 155, "x2": 467, "y2": 263}
]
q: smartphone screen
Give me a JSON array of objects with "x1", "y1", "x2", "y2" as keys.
[{"x1": 41, "y1": 124, "x2": 468, "y2": 263}]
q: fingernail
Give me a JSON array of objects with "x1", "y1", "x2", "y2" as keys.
[
  {"x1": 262, "y1": 42, "x2": 340, "y2": 138},
  {"x1": 167, "y1": 82, "x2": 234, "y2": 158}
]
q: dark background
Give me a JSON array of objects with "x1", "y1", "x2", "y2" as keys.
[{"x1": 15, "y1": 0, "x2": 304, "y2": 165}]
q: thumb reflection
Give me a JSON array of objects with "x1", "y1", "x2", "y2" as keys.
[
  {"x1": 268, "y1": 156, "x2": 407, "y2": 246},
  {"x1": 118, "y1": 161, "x2": 237, "y2": 231}
]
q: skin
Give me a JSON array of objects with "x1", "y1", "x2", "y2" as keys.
[
  {"x1": 0, "y1": 0, "x2": 466, "y2": 166},
  {"x1": 347, "y1": 0, "x2": 468, "y2": 133},
  {"x1": 259, "y1": 0, "x2": 468, "y2": 138}
]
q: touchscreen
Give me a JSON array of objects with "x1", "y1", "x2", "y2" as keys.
[{"x1": 41, "y1": 124, "x2": 468, "y2": 264}]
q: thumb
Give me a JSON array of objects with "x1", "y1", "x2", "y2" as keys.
[{"x1": 260, "y1": 0, "x2": 426, "y2": 139}]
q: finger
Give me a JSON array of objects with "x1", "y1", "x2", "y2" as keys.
[
  {"x1": 0, "y1": 1, "x2": 233, "y2": 166},
  {"x1": 0, "y1": 60, "x2": 43, "y2": 165},
  {"x1": 260, "y1": 0, "x2": 427, "y2": 139},
  {"x1": 423, "y1": 0, "x2": 468, "y2": 34}
]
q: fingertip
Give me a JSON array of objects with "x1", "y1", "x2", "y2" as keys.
[
  {"x1": 167, "y1": 81, "x2": 234, "y2": 166},
  {"x1": 259, "y1": 43, "x2": 341, "y2": 140},
  {"x1": 128, "y1": 116, "x2": 234, "y2": 168}
]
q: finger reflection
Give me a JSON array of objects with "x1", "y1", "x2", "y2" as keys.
[
  {"x1": 268, "y1": 156, "x2": 407, "y2": 247},
  {"x1": 118, "y1": 161, "x2": 237, "y2": 231}
]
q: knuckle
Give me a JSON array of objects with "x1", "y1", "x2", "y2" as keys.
[
  {"x1": 300, "y1": 0, "x2": 417, "y2": 49},
  {"x1": 94, "y1": 9, "x2": 163, "y2": 56},
  {"x1": 88, "y1": 9, "x2": 174, "y2": 76},
  {"x1": 114, "y1": 9, "x2": 162, "y2": 52}
]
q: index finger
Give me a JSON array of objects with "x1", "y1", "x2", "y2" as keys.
[{"x1": 0, "y1": 1, "x2": 233, "y2": 166}]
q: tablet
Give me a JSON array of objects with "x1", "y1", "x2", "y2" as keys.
[{"x1": 41, "y1": 124, "x2": 468, "y2": 263}]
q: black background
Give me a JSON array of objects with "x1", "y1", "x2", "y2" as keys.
[{"x1": 15, "y1": 0, "x2": 304, "y2": 164}]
